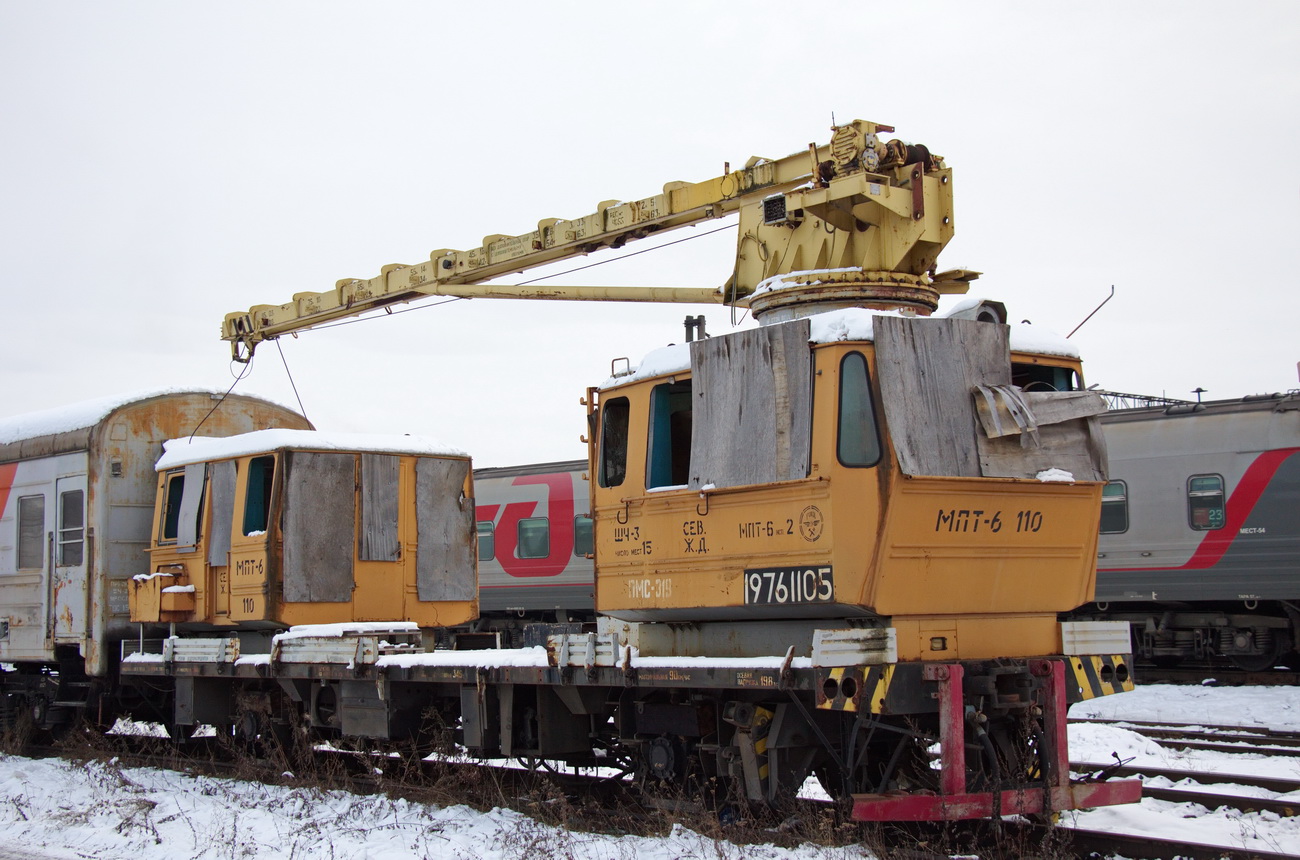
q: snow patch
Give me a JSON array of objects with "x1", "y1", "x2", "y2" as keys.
[{"x1": 156, "y1": 429, "x2": 465, "y2": 470}]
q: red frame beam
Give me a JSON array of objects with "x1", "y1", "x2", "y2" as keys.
[{"x1": 850, "y1": 660, "x2": 1142, "y2": 821}]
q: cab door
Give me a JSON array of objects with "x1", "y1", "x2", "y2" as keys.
[
  {"x1": 228, "y1": 454, "x2": 276, "y2": 622},
  {"x1": 353, "y1": 453, "x2": 404, "y2": 621},
  {"x1": 51, "y1": 474, "x2": 88, "y2": 642}
]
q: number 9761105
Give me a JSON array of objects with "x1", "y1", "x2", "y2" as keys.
[{"x1": 744, "y1": 566, "x2": 834, "y2": 605}]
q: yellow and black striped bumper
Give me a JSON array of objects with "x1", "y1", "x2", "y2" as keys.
[{"x1": 1067, "y1": 654, "x2": 1134, "y2": 700}]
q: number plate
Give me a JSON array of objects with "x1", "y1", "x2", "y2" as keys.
[{"x1": 743, "y1": 566, "x2": 834, "y2": 605}]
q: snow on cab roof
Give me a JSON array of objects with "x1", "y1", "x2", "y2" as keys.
[
  {"x1": 0, "y1": 387, "x2": 293, "y2": 446},
  {"x1": 601, "y1": 302, "x2": 1078, "y2": 388},
  {"x1": 156, "y1": 428, "x2": 466, "y2": 471}
]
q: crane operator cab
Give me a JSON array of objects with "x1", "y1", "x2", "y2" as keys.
[{"x1": 130, "y1": 430, "x2": 477, "y2": 647}]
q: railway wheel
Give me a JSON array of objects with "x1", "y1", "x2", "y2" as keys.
[
  {"x1": 1227, "y1": 627, "x2": 1282, "y2": 671},
  {"x1": 1228, "y1": 646, "x2": 1281, "y2": 672}
]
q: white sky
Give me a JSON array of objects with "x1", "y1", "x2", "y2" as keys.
[{"x1": 2, "y1": 2, "x2": 1298, "y2": 466}]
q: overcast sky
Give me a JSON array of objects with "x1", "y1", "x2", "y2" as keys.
[{"x1": 2, "y1": 2, "x2": 1297, "y2": 466}]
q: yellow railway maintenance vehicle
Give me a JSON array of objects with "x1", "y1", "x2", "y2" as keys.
[
  {"x1": 123, "y1": 119, "x2": 1139, "y2": 821},
  {"x1": 130, "y1": 430, "x2": 476, "y2": 634}
]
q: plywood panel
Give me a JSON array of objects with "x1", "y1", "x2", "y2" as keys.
[
  {"x1": 283, "y1": 452, "x2": 355, "y2": 603},
  {"x1": 207, "y1": 460, "x2": 235, "y2": 566},
  {"x1": 416, "y1": 457, "x2": 475, "y2": 602},
  {"x1": 688, "y1": 319, "x2": 812, "y2": 489},
  {"x1": 875, "y1": 317, "x2": 1010, "y2": 477},
  {"x1": 360, "y1": 454, "x2": 400, "y2": 562}
]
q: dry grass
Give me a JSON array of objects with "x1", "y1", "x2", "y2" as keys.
[{"x1": 25, "y1": 712, "x2": 1092, "y2": 859}]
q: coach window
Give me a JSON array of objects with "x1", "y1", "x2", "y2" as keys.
[
  {"x1": 1100, "y1": 481, "x2": 1128, "y2": 534},
  {"x1": 647, "y1": 380, "x2": 692, "y2": 488},
  {"x1": 599, "y1": 397, "x2": 630, "y2": 488},
  {"x1": 838, "y1": 352, "x2": 882, "y2": 467},
  {"x1": 242, "y1": 455, "x2": 275, "y2": 536},
  {"x1": 17, "y1": 495, "x2": 44, "y2": 570},
  {"x1": 1187, "y1": 474, "x2": 1226, "y2": 530},
  {"x1": 574, "y1": 515, "x2": 593, "y2": 557},
  {"x1": 160, "y1": 471, "x2": 185, "y2": 542},
  {"x1": 517, "y1": 517, "x2": 549, "y2": 559},
  {"x1": 476, "y1": 521, "x2": 495, "y2": 561},
  {"x1": 58, "y1": 489, "x2": 85, "y2": 566}
]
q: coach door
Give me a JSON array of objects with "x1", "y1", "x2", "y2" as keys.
[{"x1": 51, "y1": 474, "x2": 88, "y2": 642}]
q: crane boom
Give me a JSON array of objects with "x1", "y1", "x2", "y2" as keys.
[{"x1": 223, "y1": 119, "x2": 975, "y2": 360}]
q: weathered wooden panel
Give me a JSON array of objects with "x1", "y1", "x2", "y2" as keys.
[
  {"x1": 207, "y1": 460, "x2": 236, "y2": 566},
  {"x1": 359, "y1": 454, "x2": 400, "y2": 562},
  {"x1": 971, "y1": 385, "x2": 1108, "y2": 480},
  {"x1": 688, "y1": 319, "x2": 812, "y2": 489},
  {"x1": 415, "y1": 457, "x2": 475, "y2": 602},
  {"x1": 283, "y1": 452, "x2": 355, "y2": 603},
  {"x1": 875, "y1": 317, "x2": 1010, "y2": 477},
  {"x1": 175, "y1": 462, "x2": 206, "y2": 553},
  {"x1": 979, "y1": 416, "x2": 1108, "y2": 481},
  {"x1": 974, "y1": 386, "x2": 1107, "y2": 439}
]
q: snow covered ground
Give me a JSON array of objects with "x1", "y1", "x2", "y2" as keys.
[
  {"x1": 0, "y1": 684, "x2": 1297, "y2": 859},
  {"x1": 1064, "y1": 683, "x2": 1300, "y2": 856}
]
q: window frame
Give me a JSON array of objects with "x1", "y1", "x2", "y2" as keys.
[
  {"x1": 476, "y1": 521, "x2": 495, "y2": 561},
  {"x1": 57, "y1": 488, "x2": 85, "y2": 566},
  {"x1": 836, "y1": 351, "x2": 883, "y2": 468},
  {"x1": 646, "y1": 380, "x2": 693, "y2": 489},
  {"x1": 599, "y1": 396, "x2": 630, "y2": 488},
  {"x1": 242, "y1": 454, "x2": 276, "y2": 537},
  {"x1": 1099, "y1": 480, "x2": 1129, "y2": 534},
  {"x1": 17, "y1": 494, "x2": 45, "y2": 570},
  {"x1": 573, "y1": 515, "x2": 593, "y2": 558},
  {"x1": 1187, "y1": 473, "x2": 1226, "y2": 531},
  {"x1": 516, "y1": 516, "x2": 550, "y2": 560},
  {"x1": 159, "y1": 470, "x2": 186, "y2": 543}
]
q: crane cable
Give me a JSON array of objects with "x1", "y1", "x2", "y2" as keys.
[{"x1": 292, "y1": 221, "x2": 736, "y2": 335}]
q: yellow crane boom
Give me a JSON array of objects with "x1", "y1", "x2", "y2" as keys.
[{"x1": 222, "y1": 119, "x2": 976, "y2": 360}]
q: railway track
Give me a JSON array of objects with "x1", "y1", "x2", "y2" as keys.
[
  {"x1": 22, "y1": 718, "x2": 1299, "y2": 860},
  {"x1": 1071, "y1": 716, "x2": 1300, "y2": 817},
  {"x1": 1071, "y1": 717, "x2": 1300, "y2": 755},
  {"x1": 1040, "y1": 824, "x2": 1299, "y2": 860}
]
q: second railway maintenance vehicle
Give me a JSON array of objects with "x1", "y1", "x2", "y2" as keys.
[{"x1": 122, "y1": 119, "x2": 1140, "y2": 821}]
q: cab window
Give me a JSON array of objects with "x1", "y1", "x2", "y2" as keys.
[
  {"x1": 160, "y1": 472, "x2": 185, "y2": 541},
  {"x1": 647, "y1": 380, "x2": 692, "y2": 488},
  {"x1": 1011, "y1": 363, "x2": 1080, "y2": 392},
  {"x1": 242, "y1": 455, "x2": 275, "y2": 536},
  {"x1": 599, "y1": 397, "x2": 630, "y2": 488},
  {"x1": 837, "y1": 352, "x2": 882, "y2": 467}
]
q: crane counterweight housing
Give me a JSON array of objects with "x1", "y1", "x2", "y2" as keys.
[{"x1": 113, "y1": 118, "x2": 1142, "y2": 823}]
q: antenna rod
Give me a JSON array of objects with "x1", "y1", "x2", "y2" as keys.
[{"x1": 1067, "y1": 285, "x2": 1116, "y2": 338}]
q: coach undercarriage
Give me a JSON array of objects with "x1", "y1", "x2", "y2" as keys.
[
  {"x1": 1078, "y1": 600, "x2": 1299, "y2": 671},
  {"x1": 115, "y1": 624, "x2": 1137, "y2": 821}
]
